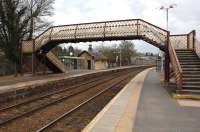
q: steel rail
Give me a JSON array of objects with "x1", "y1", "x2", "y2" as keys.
[
  {"x1": 0, "y1": 70, "x2": 131, "y2": 126},
  {"x1": 1, "y1": 67, "x2": 142, "y2": 112},
  {"x1": 0, "y1": 71, "x2": 118, "y2": 112},
  {"x1": 36, "y1": 73, "x2": 132, "y2": 132}
]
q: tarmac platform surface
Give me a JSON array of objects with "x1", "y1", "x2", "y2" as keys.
[
  {"x1": 83, "y1": 68, "x2": 200, "y2": 132},
  {"x1": 0, "y1": 70, "x2": 92, "y2": 87},
  {"x1": 134, "y1": 69, "x2": 200, "y2": 132},
  {"x1": 0, "y1": 70, "x2": 94, "y2": 94}
]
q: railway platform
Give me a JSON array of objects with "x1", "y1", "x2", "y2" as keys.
[
  {"x1": 0, "y1": 70, "x2": 100, "y2": 100},
  {"x1": 0, "y1": 66, "x2": 138, "y2": 92},
  {"x1": 0, "y1": 66, "x2": 143, "y2": 92},
  {"x1": 83, "y1": 68, "x2": 200, "y2": 132},
  {"x1": 0, "y1": 70, "x2": 93, "y2": 92}
]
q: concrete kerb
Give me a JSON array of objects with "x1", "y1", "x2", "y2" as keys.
[{"x1": 82, "y1": 67, "x2": 153, "y2": 132}]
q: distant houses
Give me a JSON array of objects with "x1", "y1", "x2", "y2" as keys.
[{"x1": 131, "y1": 53, "x2": 160, "y2": 66}]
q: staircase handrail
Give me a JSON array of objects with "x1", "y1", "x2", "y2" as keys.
[
  {"x1": 168, "y1": 41, "x2": 183, "y2": 90},
  {"x1": 195, "y1": 39, "x2": 200, "y2": 58}
]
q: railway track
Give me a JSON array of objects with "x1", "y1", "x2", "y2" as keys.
[
  {"x1": 36, "y1": 72, "x2": 131, "y2": 132},
  {"x1": 0, "y1": 67, "x2": 146, "y2": 131},
  {"x1": 0, "y1": 71, "x2": 113, "y2": 108},
  {"x1": 0, "y1": 70, "x2": 128, "y2": 125},
  {"x1": 0, "y1": 70, "x2": 123, "y2": 112}
]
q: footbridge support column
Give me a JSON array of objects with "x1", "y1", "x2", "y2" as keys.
[
  {"x1": 32, "y1": 39, "x2": 36, "y2": 75},
  {"x1": 164, "y1": 50, "x2": 170, "y2": 82},
  {"x1": 164, "y1": 32, "x2": 170, "y2": 82}
]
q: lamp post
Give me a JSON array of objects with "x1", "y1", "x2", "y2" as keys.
[
  {"x1": 159, "y1": 4, "x2": 177, "y2": 30},
  {"x1": 114, "y1": 48, "x2": 122, "y2": 67},
  {"x1": 32, "y1": 17, "x2": 36, "y2": 75},
  {"x1": 158, "y1": 4, "x2": 176, "y2": 74},
  {"x1": 32, "y1": 16, "x2": 42, "y2": 75}
]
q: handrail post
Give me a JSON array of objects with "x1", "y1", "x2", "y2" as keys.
[
  {"x1": 74, "y1": 24, "x2": 78, "y2": 40},
  {"x1": 136, "y1": 19, "x2": 139, "y2": 36},
  {"x1": 32, "y1": 39, "x2": 36, "y2": 75},
  {"x1": 49, "y1": 27, "x2": 53, "y2": 41},
  {"x1": 164, "y1": 31, "x2": 170, "y2": 82},
  {"x1": 178, "y1": 74, "x2": 183, "y2": 90},
  {"x1": 19, "y1": 40, "x2": 23, "y2": 75},
  {"x1": 103, "y1": 22, "x2": 106, "y2": 39},
  {"x1": 187, "y1": 34, "x2": 189, "y2": 49},
  {"x1": 193, "y1": 30, "x2": 196, "y2": 51}
]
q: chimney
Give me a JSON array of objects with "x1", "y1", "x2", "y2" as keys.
[{"x1": 88, "y1": 44, "x2": 92, "y2": 53}]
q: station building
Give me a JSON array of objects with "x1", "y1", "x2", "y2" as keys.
[{"x1": 78, "y1": 50, "x2": 108, "y2": 70}]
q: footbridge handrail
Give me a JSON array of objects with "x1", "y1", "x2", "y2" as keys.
[
  {"x1": 195, "y1": 39, "x2": 200, "y2": 58},
  {"x1": 169, "y1": 41, "x2": 183, "y2": 90},
  {"x1": 170, "y1": 31, "x2": 195, "y2": 50}
]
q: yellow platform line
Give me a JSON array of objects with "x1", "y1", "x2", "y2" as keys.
[{"x1": 173, "y1": 94, "x2": 200, "y2": 100}]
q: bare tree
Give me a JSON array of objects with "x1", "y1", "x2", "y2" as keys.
[
  {"x1": 0, "y1": 0, "x2": 54, "y2": 75},
  {"x1": 25, "y1": 0, "x2": 54, "y2": 39},
  {"x1": 95, "y1": 41, "x2": 137, "y2": 66},
  {"x1": 94, "y1": 44, "x2": 117, "y2": 66},
  {"x1": 118, "y1": 41, "x2": 137, "y2": 65}
]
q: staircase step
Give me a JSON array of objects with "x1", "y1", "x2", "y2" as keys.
[
  {"x1": 179, "y1": 60, "x2": 200, "y2": 62},
  {"x1": 177, "y1": 54, "x2": 197, "y2": 56},
  {"x1": 181, "y1": 65, "x2": 200, "y2": 68},
  {"x1": 176, "y1": 52, "x2": 194, "y2": 54},
  {"x1": 177, "y1": 56, "x2": 198, "y2": 59},
  {"x1": 177, "y1": 55, "x2": 196, "y2": 57},
  {"x1": 176, "y1": 53, "x2": 195, "y2": 55},
  {"x1": 183, "y1": 78, "x2": 200, "y2": 82},
  {"x1": 178, "y1": 56, "x2": 199, "y2": 59},
  {"x1": 175, "y1": 49, "x2": 193, "y2": 52},
  {"x1": 183, "y1": 71, "x2": 200, "y2": 74},
  {"x1": 183, "y1": 82, "x2": 200, "y2": 86},
  {"x1": 179, "y1": 59, "x2": 199, "y2": 62},
  {"x1": 175, "y1": 49, "x2": 193, "y2": 50},
  {"x1": 176, "y1": 52, "x2": 195, "y2": 54},
  {"x1": 182, "y1": 85, "x2": 200, "y2": 90},
  {"x1": 176, "y1": 89, "x2": 200, "y2": 96},
  {"x1": 180, "y1": 62, "x2": 200, "y2": 65},
  {"x1": 183, "y1": 74, "x2": 200, "y2": 78},
  {"x1": 182, "y1": 68, "x2": 200, "y2": 71}
]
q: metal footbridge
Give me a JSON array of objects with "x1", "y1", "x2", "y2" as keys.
[{"x1": 22, "y1": 18, "x2": 200, "y2": 93}]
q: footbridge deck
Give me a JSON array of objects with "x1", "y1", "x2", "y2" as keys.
[{"x1": 22, "y1": 19, "x2": 168, "y2": 53}]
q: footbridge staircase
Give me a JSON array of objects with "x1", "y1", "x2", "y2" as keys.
[{"x1": 22, "y1": 19, "x2": 200, "y2": 94}]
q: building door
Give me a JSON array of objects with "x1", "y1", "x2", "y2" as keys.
[
  {"x1": 88, "y1": 60, "x2": 91, "y2": 69},
  {"x1": 74, "y1": 59, "x2": 77, "y2": 69}
]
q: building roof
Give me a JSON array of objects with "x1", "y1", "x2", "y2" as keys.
[{"x1": 78, "y1": 51, "x2": 93, "y2": 58}]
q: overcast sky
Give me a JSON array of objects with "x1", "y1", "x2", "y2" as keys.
[{"x1": 49, "y1": 0, "x2": 200, "y2": 53}]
